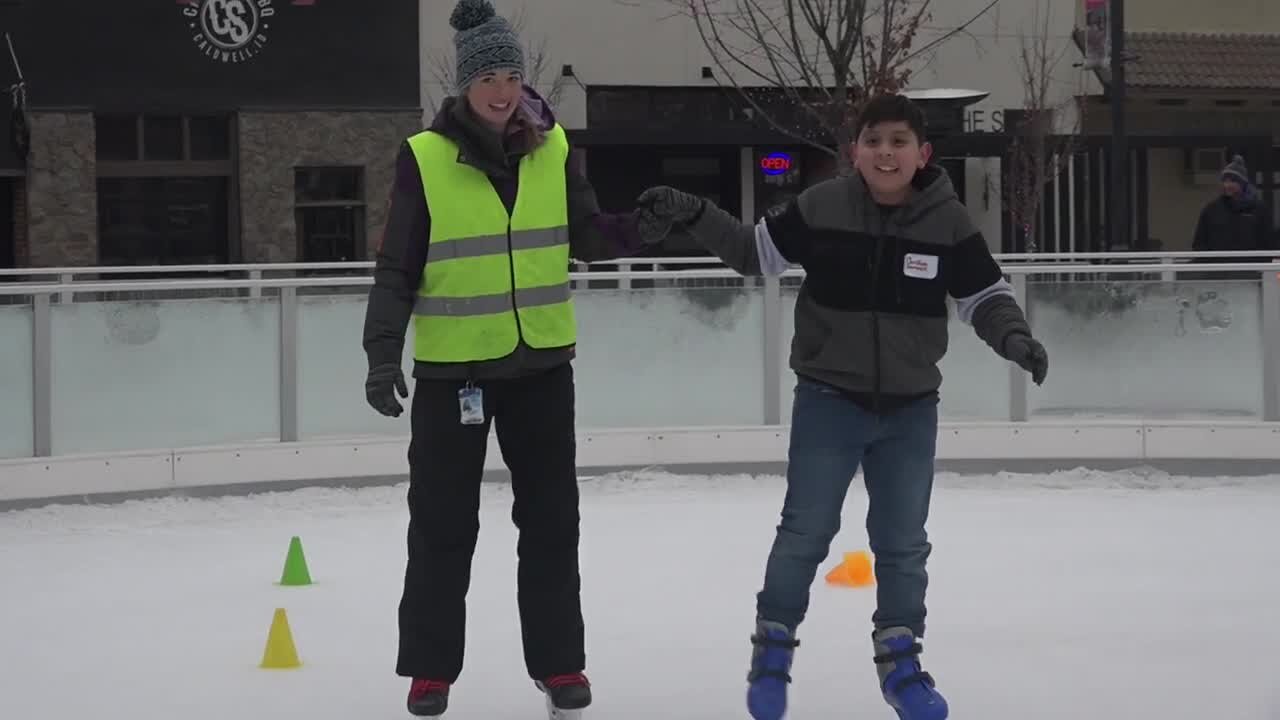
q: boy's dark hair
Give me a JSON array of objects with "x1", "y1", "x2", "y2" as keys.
[{"x1": 853, "y1": 93, "x2": 927, "y2": 141}]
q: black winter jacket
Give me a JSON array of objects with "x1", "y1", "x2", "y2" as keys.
[{"x1": 1192, "y1": 192, "x2": 1275, "y2": 259}]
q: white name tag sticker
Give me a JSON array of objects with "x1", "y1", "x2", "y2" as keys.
[{"x1": 903, "y1": 253, "x2": 938, "y2": 279}]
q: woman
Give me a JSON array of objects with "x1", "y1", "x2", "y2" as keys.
[{"x1": 360, "y1": 1, "x2": 656, "y2": 716}]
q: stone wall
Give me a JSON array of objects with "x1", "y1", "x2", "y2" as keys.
[
  {"x1": 17, "y1": 110, "x2": 421, "y2": 267},
  {"x1": 27, "y1": 112, "x2": 97, "y2": 266},
  {"x1": 238, "y1": 111, "x2": 423, "y2": 262}
]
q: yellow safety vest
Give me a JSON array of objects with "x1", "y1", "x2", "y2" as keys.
[{"x1": 406, "y1": 123, "x2": 575, "y2": 364}]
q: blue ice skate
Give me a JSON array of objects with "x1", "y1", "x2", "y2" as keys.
[
  {"x1": 746, "y1": 619, "x2": 799, "y2": 720},
  {"x1": 872, "y1": 627, "x2": 948, "y2": 720}
]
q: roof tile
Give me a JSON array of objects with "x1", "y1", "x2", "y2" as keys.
[{"x1": 1123, "y1": 32, "x2": 1280, "y2": 90}]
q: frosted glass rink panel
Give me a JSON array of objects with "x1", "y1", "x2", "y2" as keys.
[
  {"x1": 297, "y1": 286, "x2": 767, "y2": 434},
  {"x1": 0, "y1": 303, "x2": 34, "y2": 458},
  {"x1": 50, "y1": 298, "x2": 282, "y2": 454},
  {"x1": 1027, "y1": 279, "x2": 1264, "y2": 418},
  {"x1": 779, "y1": 285, "x2": 1011, "y2": 422},
  {"x1": 297, "y1": 294, "x2": 417, "y2": 439},
  {"x1": 573, "y1": 286, "x2": 767, "y2": 426}
]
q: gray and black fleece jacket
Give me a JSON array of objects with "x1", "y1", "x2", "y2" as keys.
[{"x1": 687, "y1": 164, "x2": 1032, "y2": 413}]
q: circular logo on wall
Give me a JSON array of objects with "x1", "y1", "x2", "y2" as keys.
[{"x1": 182, "y1": 0, "x2": 275, "y2": 62}]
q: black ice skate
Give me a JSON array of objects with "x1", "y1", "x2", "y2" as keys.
[{"x1": 534, "y1": 672, "x2": 592, "y2": 719}]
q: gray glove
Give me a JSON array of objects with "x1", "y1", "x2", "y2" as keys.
[
  {"x1": 1003, "y1": 333, "x2": 1048, "y2": 385},
  {"x1": 635, "y1": 186, "x2": 706, "y2": 244},
  {"x1": 365, "y1": 363, "x2": 409, "y2": 417}
]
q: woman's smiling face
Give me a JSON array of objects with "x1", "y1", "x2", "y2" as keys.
[{"x1": 465, "y1": 69, "x2": 523, "y2": 132}]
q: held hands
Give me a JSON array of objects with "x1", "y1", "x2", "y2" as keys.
[
  {"x1": 1004, "y1": 333, "x2": 1048, "y2": 385},
  {"x1": 366, "y1": 363, "x2": 409, "y2": 417},
  {"x1": 635, "y1": 186, "x2": 707, "y2": 244}
]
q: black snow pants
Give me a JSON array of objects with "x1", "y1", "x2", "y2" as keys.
[{"x1": 395, "y1": 362, "x2": 584, "y2": 683}]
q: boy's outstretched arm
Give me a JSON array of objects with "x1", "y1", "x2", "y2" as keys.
[
  {"x1": 948, "y1": 232, "x2": 1049, "y2": 385},
  {"x1": 636, "y1": 185, "x2": 807, "y2": 276}
]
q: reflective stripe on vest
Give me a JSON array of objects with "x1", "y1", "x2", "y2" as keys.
[{"x1": 406, "y1": 123, "x2": 575, "y2": 364}]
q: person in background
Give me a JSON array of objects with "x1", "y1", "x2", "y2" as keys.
[
  {"x1": 361, "y1": 0, "x2": 654, "y2": 716},
  {"x1": 635, "y1": 93, "x2": 1048, "y2": 720},
  {"x1": 1192, "y1": 154, "x2": 1276, "y2": 261}
]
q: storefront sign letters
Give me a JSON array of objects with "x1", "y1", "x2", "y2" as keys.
[
  {"x1": 181, "y1": 0, "x2": 275, "y2": 63},
  {"x1": 964, "y1": 109, "x2": 1005, "y2": 134}
]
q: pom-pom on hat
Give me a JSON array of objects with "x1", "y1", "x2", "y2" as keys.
[
  {"x1": 450, "y1": 0, "x2": 524, "y2": 92},
  {"x1": 1221, "y1": 154, "x2": 1249, "y2": 186}
]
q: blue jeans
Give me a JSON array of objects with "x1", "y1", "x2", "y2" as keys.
[{"x1": 756, "y1": 377, "x2": 938, "y2": 636}]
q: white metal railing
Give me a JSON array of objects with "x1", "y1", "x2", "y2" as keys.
[
  {"x1": 1, "y1": 250, "x2": 1278, "y2": 278},
  {"x1": 3, "y1": 251, "x2": 1277, "y2": 299},
  {"x1": 0, "y1": 254, "x2": 1277, "y2": 459}
]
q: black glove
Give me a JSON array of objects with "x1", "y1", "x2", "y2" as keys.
[
  {"x1": 635, "y1": 186, "x2": 707, "y2": 244},
  {"x1": 1004, "y1": 333, "x2": 1048, "y2": 385},
  {"x1": 365, "y1": 363, "x2": 409, "y2": 417}
]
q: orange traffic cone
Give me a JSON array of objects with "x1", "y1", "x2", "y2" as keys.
[{"x1": 825, "y1": 550, "x2": 875, "y2": 587}]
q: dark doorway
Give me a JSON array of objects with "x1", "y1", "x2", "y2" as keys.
[
  {"x1": 0, "y1": 177, "x2": 15, "y2": 268},
  {"x1": 585, "y1": 144, "x2": 740, "y2": 257},
  {"x1": 937, "y1": 157, "x2": 967, "y2": 202}
]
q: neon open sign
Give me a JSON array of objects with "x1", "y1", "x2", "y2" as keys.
[{"x1": 759, "y1": 152, "x2": 794, "y2": 176}]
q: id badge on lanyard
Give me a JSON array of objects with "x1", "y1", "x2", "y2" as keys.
[{"x1": 458, "y1": 382, "x2": 484, "y2": 425}]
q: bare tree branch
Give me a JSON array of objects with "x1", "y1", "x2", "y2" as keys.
[
  {"x1": 642, "y1": 0, "x2": 1003, "y2": 160},
  {"x1": 897, "y1": 0, "x2": 1001, "y2": 66},
  {"x1": 1003, "y1": 0, "x2": 1085, "y2": 252}
]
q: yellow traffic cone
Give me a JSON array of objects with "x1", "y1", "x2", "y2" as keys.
[{"x1": 259, "y1": 608, "x2": 302, "y2": 669}]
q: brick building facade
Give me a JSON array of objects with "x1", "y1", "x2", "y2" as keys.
[{"x1": 0, "y1": 0, "x2": 422, "y2": 268}]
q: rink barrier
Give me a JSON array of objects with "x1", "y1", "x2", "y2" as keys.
[
  {"x1": 2, "y1": 252, "x2": 1280, "y2": 503},
  {"x1": 3, "y1": 421, "x2": 1280, "y2": 504}
]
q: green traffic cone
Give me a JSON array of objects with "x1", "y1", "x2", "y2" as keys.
[{"x1": 279, "y1": 535, "x2": 313, "y2": 586}]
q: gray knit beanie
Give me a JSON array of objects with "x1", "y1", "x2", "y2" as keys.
[
  {"x1": 450, "y1": 0, "x2": 524, "y2": 92},
  {"x1": 1221, "y1": 154, "x2": 1249, "y2": 185}
]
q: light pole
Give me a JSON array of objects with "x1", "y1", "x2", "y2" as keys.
[{"x1": 1109, "y1": 0, "x2": 1128, "y2": 250}]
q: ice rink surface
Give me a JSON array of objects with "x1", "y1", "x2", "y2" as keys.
[{"x1": 3, "y1": 468, "x2": 1279, "y2": 719}]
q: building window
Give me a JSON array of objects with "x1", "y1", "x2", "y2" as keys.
[
  {"x1": 95, "y1": 114, "x2": 232, "y2": 166},
  {"x1": 95, "y1": 115, "x2": 140, "y2": 162},
  {"x1": 1271, "y1": 146, "x2": 1280, "y2": 231},
  {"x1": 94, "y1": 113, "x2": 235, "y2": 264},
  {"x1": 295, "y1": 167, "x2": 365, "y2": 262},
  {"x1": 97, "y1": 177, "x2": 230, "y2": 265}
]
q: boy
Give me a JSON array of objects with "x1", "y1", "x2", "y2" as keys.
[{"x1": 634, "y1": 93, "x2": 1048, "y2": 720}]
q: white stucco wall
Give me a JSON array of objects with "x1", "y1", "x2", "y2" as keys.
[{"x1": 420, "y1": 0, "x2": 1095, "y2": 239}]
